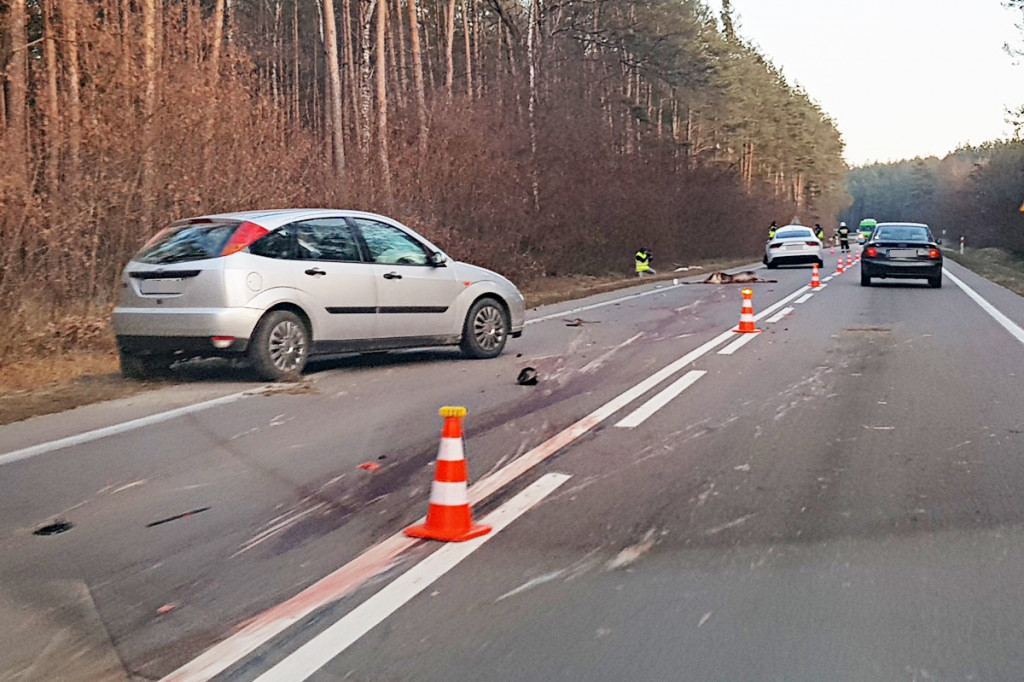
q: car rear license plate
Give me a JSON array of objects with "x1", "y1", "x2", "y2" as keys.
[
  {"x1": 139, "y1": 279, "x2": 185, "y2": 295},
  {"x1": 785, "y1": 244, "x2": 803, "y2": 251},
  {"x1": 887, "y1": 248, "x2": 919, "y2": 258}
]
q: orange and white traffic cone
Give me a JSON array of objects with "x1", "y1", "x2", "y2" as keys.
[
  {"x1": 846, "y1": 253, "x2": 853, "y2": 267},
  {"x1": 830, "y1": 243, "x2": 835, "y2": 255},
  {"x1": 810, "y1": 263, "x2": 821, "y2": 288},
  {"x1": 733, "y1": 288, "x2": 760, "y2": 334},
  {"x1": 405, "y1": 406, "x2": 491, "y2": 542},
  {"x1": 837, "y1": 257, "x2": 844, "y2": 274}
]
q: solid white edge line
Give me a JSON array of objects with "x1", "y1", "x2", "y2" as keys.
[
  {"x1": 717, "y1": 333, "x2": 759, "y2": 356},
  {"x1": 795, "y1": 293, "x2": 813, "y2": 304},
  {"x1": 252, "y1": 472, "x2": 572, "y2": 682},
  {"x1": 766, "y1": 307, "x2": 794, "y2": 324},
  {"x1": 0, "y1": 389, "x2": 268, "y2": 466},
  {"x1": 614, "y1": 371, "x2": 706, "y2": 429},
  {"x1": 945, "y1": 269, "x2": 1024, "y2": 346}
]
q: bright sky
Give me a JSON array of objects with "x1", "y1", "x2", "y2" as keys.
[{"x1": 710, "y1": 0, "x2": 1024, "y2": 166}]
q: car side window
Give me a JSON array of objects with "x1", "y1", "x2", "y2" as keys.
[
  {"x1": 351, "y1": 218, "x2": 429, "y2": 266},
  {"x1": 291, "y1": 219, "x2": 362, "y2": 262},
  {"x1": 248, "y1": 226, "x2": 295, "y2": 260}
]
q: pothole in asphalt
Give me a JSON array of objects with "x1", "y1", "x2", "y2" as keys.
[{"x1": 33, "y1": 520, "x2": 74, "y2": 536}]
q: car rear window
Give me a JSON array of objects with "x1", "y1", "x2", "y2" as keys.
[
  {"x1": 134, "y1": 220, "x2": 242, "y2": 264},
  {"x1": 776, "y1": 229, "x2": 813, "y2": 239},
  {"x1": 875, "y1": 226, "x2": 930, "y2": 241}
]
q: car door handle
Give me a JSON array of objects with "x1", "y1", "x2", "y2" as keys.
[
  {"x1": 304, "y1": 268, "x2": 326, "y2": 276},
  {"x1": 383, "y1": 272, "x2": 402, "y2": 280}
]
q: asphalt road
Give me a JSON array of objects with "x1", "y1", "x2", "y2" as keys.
[{"x1": 3, "y1": 253, "x2": 1024, "y2": 681}]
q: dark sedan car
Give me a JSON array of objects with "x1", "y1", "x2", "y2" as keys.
[{"x1": 860, "y1": 222, "x2": 943, "y2": 288}]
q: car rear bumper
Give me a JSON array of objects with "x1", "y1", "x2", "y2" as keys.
[
  {"x1": 117, "y1": 334, "x2": 250, "y2": 356},
  {"x1": 113, "y1": 307, "x2": 262, "y2": 355},
  {"x1": 862, "y1": 260, "x2": 942, "y2": 278},
  {"x1": 767, "y1": 253, "x2": 822, "y2": 265}
]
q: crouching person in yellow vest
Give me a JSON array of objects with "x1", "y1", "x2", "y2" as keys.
[{"x1": 635, "y1": 247, "x2": 655, "y2": 277}]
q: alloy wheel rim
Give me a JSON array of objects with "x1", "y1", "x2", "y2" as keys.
[
  {"x1": 269, "y1": 320, "x2": 306, "y2": 372},
  {"x1": 473, "y1": 306, "x2": 505, "y2": 351}
]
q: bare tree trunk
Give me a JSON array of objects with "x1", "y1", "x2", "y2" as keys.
[
  {"x1": 293, "y1": 0, "x2": 300, "y2": 125},
  {"x1": 62, "y1": 0, "x2": 83, "y2": 181},
  {"x1": 358, "y1": 0, "x2": 376, "y2": 162},
  {"x1": 444, "y1": 0, "x2": 456, "y2": 99},
  {"x1": 322, "y1": 0, "x2": 347, "y2": 177},
  {"x1": 6, "y1": 0, "x2": 28, "y2": 185},
  {"x1": 376, "y1": 0, "x2": 393, "y2": 204},
  {"x1": 406, "y1": 0, "x2": 428, "y2": 156},
  {"x1": 141, "y1": 0, "x2": 159, "y2": 223},
  {"x1": 387, "y1": 0, "x2": 404, "y2": 110},
  {"x1": 394, "y1": 0, "x2": 408, "y2": 95},
  {"x1": 460, "y1": 0, "x2": 472, "y2": 99},
  {"x1": 526, "y1": 0, "x2": 540, "y2": 212},
  {"x1": 343, "y1": 0, "x2": 359, "y2": 147},
  {"x1": 44, "y1": 0, "x2": 61, "y2": 191},
  {"x1": 203, "y1": 0, "x2": 226, "y2": 176}
]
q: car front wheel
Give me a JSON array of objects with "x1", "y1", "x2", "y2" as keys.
[
  {"x1": 249, "y1": 310, "x2": 309, "y2": 381},
  {"x1": 460, "y1": 297, "x2": 509, "y2": 359}
]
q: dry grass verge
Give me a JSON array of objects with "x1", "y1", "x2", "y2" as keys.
[{"x1": 0, "y1": 260, "x2": 755, "y2": 425}]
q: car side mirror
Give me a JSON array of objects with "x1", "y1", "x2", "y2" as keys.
[
  {"x1": 936, "y1": 238, "x2": 943, "y2": 245},
  {"x1": 429, "y1": 251, "x2": 448, "y2": 267}
]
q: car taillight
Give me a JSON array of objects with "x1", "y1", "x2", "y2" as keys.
[
  {"x1": 928, "y1": 248, "x2": 940, "y2": 259},
  {"x1": 221, "y1": 221, "x2": 269, "y2": 256},
  {"x1": 769, "y1": 243, "x2": 782, "y2": 249},
  {"x1": 805, "y1": 241, "x2": 819, "y2": 247},
  {"x1": 865, "y1": 246, "x2": 878, "y2": 257}
]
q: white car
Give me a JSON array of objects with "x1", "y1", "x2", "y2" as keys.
[
  {"x1": 114, "y1": 209, "x2": 526, "y2": 381},
  {"x1": 763, "y1": 225, "x2": 824, "y2": 269}
]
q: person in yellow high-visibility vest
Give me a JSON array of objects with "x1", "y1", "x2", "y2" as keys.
[{"x1": 635, "y1": 247, "x2": 655, "y2": 277}]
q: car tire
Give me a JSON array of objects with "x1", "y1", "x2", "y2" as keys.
[
  {"x1": 817, "y1": 258, "x2": 824, "y2": 268},
  {"x1": 119, "y1": 350, "x2": 173, "y2": 380},
  {"x1": 249, "y1": 310, "x2": 309, "y2": 381},
  {"x1": 460, "y1": 297, "x2": 509, "y2": 359},
  {"x1": 929, "y1": 274, "x2": 942, "y2": 288},
  {"x1": 860, "y1": 271, "x2": 871, "y2": 287},
  {"x1": 765, "y1": 260, "x2": 776, "y2": 269}
]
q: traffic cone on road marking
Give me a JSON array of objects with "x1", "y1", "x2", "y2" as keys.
[
  {"x1": 830, "y1": 243, "x2": 835, "y2": 255},
  {"x1": 847, "y1": 253, "x2": 853, "y2": 267},
  {"x1": 837, "y1": 257, "x2": 844, "y2": 274},
  {"x1": 810, "y1": 263, "x2": 821, "y2": 288},
  {"x1": 733, "y1": 289, "x2": 761, "y2": 334},
  {"x1": 405, "y1": 407, "x2": 492, "y2": 542}
]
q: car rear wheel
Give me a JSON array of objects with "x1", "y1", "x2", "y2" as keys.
[
  {"x1": 460, "y1": 297, "x2": 509, "y2": 359},
  {"x1": 249, "y1": 310, "x2": 309, "y2": 381},
  {"x1": 860, "y1": 271, "x2": 871, "y2": 287},
  {"x1": 928, "y1": 274, "x2": 942, "y2": 288}
]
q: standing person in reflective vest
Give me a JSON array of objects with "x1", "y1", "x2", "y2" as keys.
[
  {"x1": 635, "y1": 247, "x2": 655, "y2": 277},
  {"x1": 814, "y1": 224, "x2": 825, "y2": 241},
  {"x1": 837, "y1": 222, "x2": 851, "y2": 253},
  {"x1": 768, "y1": 221, "x2": 778, "y2": 239}
]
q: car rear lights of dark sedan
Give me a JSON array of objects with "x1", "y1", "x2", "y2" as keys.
[
  {"x1": 928, "y1": 248, "x2": 940, "y2": 259},
  {"x1": 865, "y1": 246, "x2": 878, "y2": 257}
]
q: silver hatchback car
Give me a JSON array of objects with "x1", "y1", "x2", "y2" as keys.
[{"x1": 114, "y1": 209, "x2": 526, "y2": 381}]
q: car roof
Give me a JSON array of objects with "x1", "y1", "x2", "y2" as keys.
[{"x1": 175, "y1": 208, "x2": 412, "y2": 229}]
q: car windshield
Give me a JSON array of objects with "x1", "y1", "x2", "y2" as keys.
[
  {"x1": 134, "y1": 220, "x2": 241, "y2": 264},
  {"x1": 875, "y1": 226, "x2": 931, "y2": 242},
  {"x1": 776, "y1": 228, "x2": 814, "y2": 240}
]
